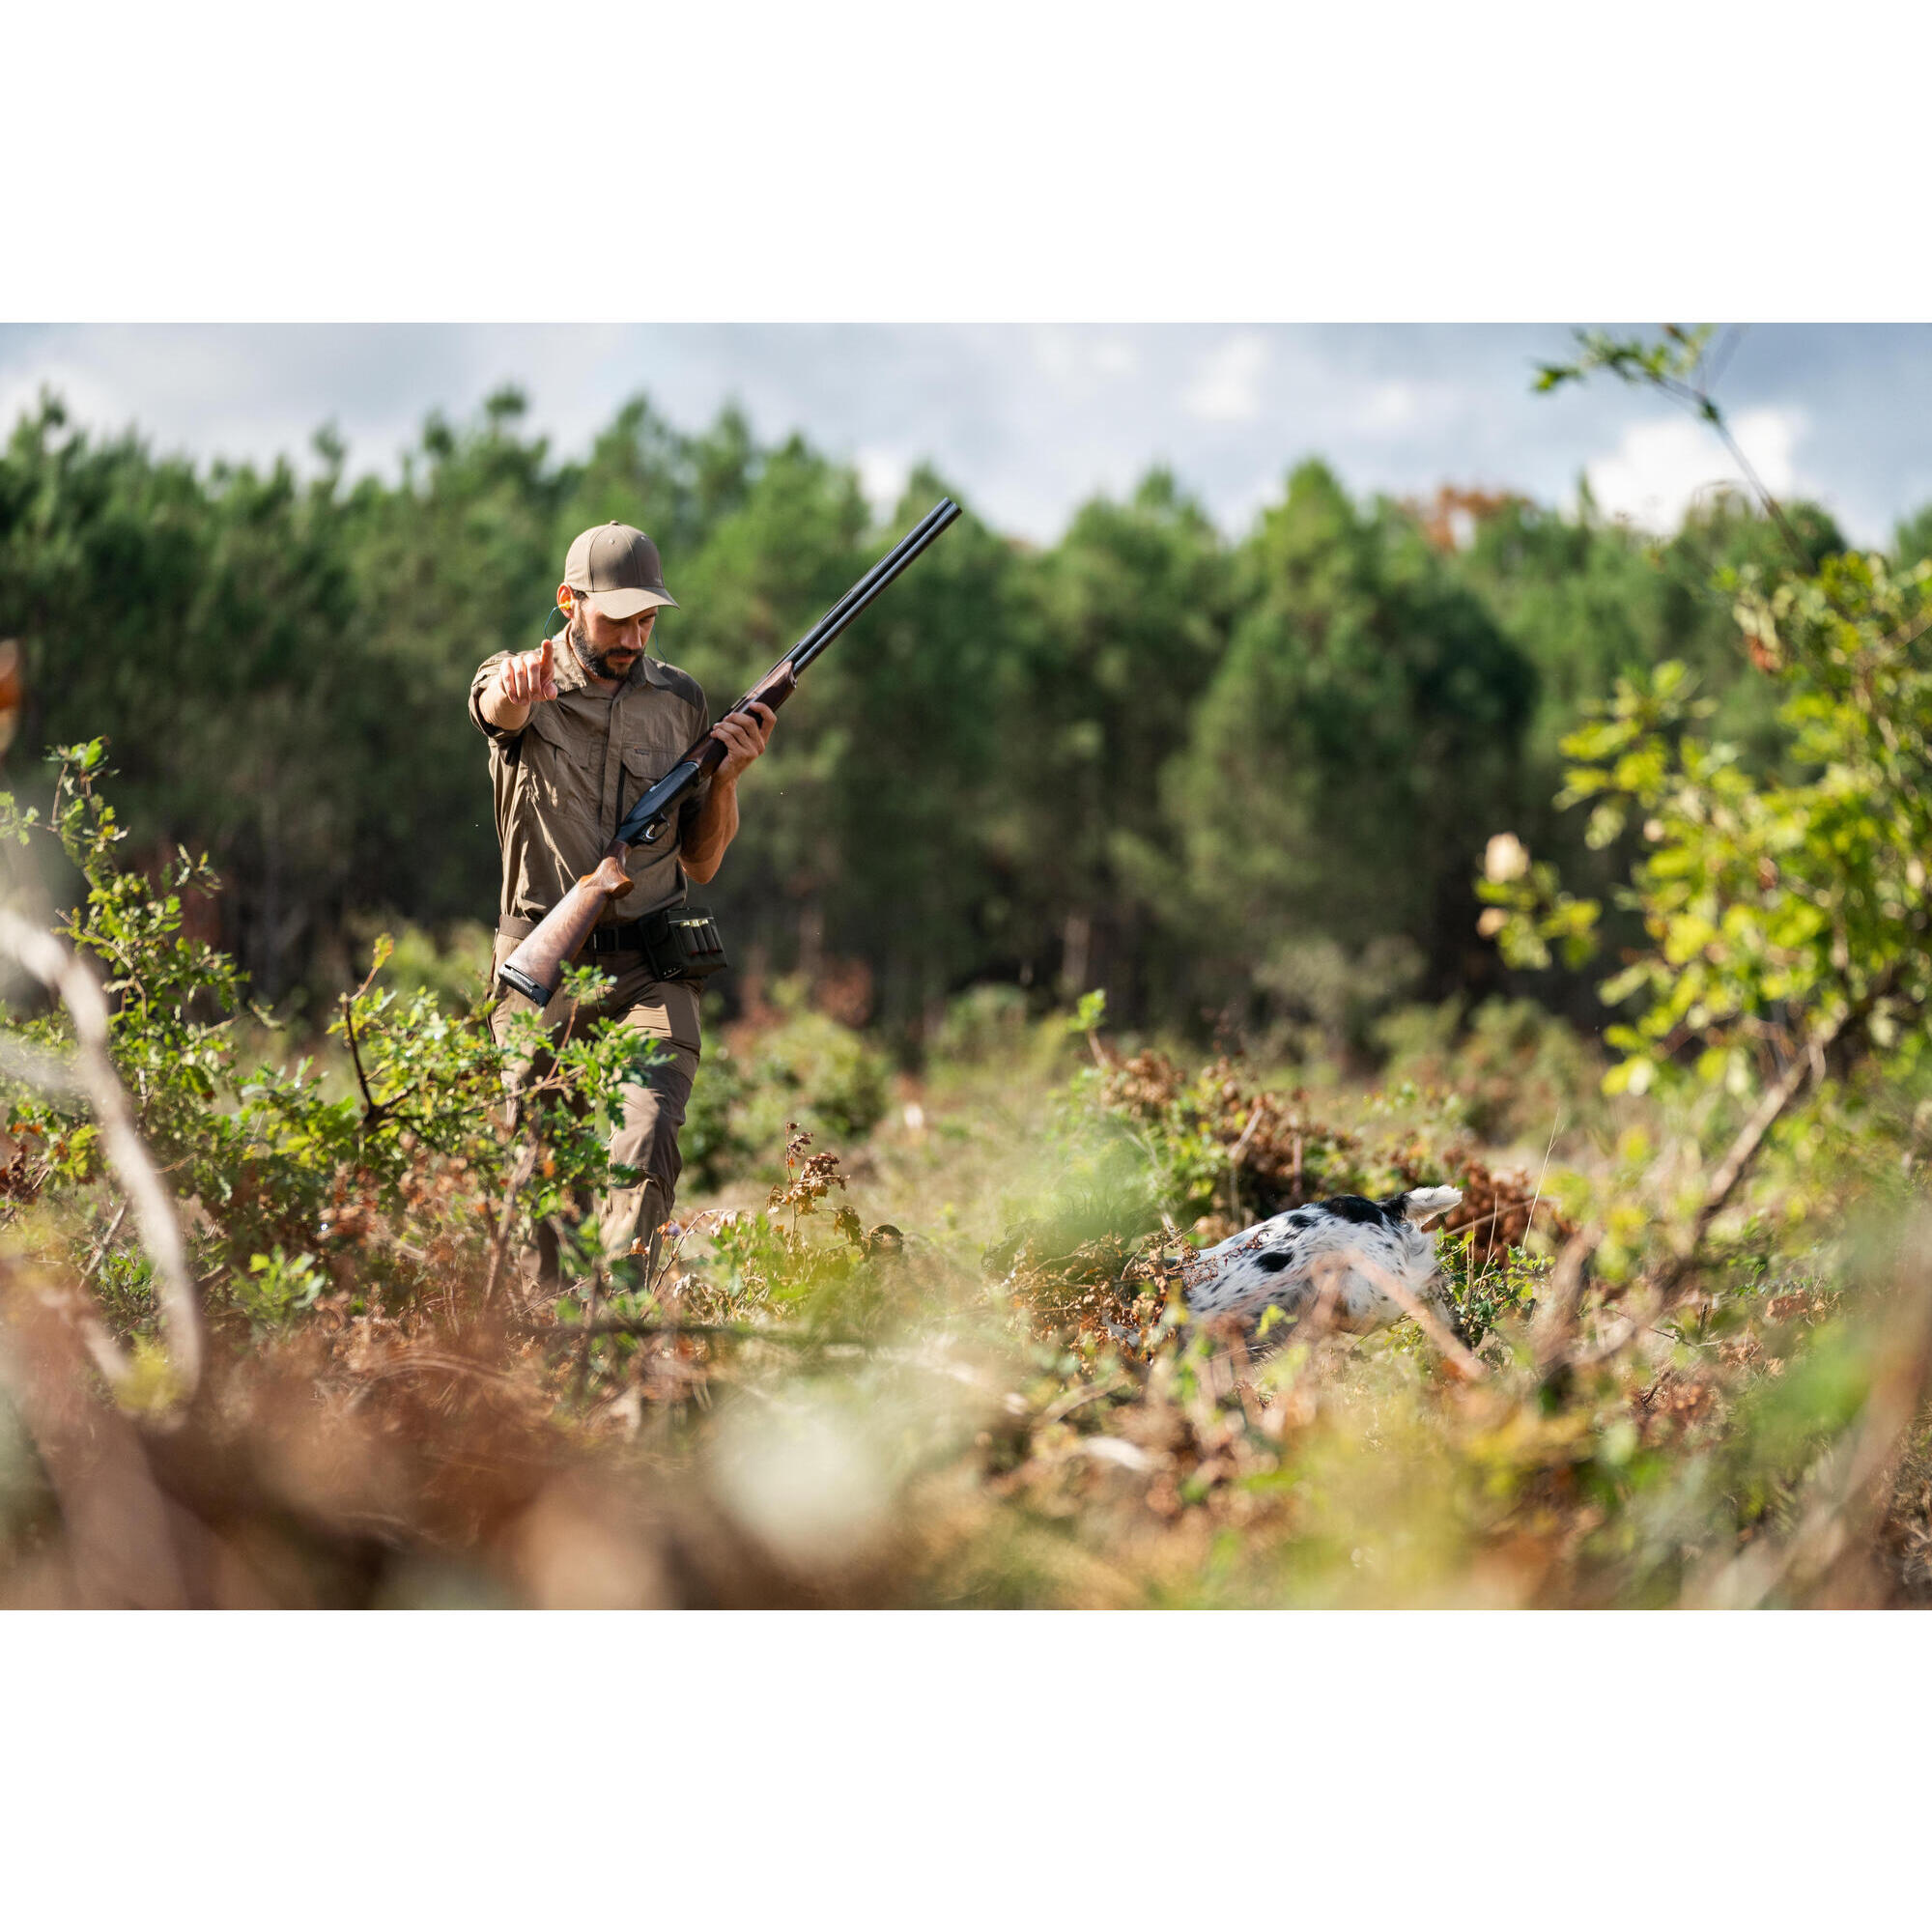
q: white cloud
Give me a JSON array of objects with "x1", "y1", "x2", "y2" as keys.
[
  {"x1": 0, "y1": 359, "x2": 135, "y2": 447},
  {"x1": 1361, "y1": 380, "x2": 1420, "y2": 431},
  {"x1": 1027, "y1": 327, "x2": 1143, "y2": 393},
  {"x1": 1182, "y1": 332, "x2": 1268, "y2": 423},
  {"x1": 854, "y1": 445, "x2": 911, "y2": 518},
  {"x1": 1584, "y1": 406, "x2": 1804, "y2": 532}
]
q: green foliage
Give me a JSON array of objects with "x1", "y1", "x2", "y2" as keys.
[
  {"x1": 1254, "y1": 933, "x2": 1425, "y2": 1065},
  {"x1": 1169, "y1": 461, "x2": 1538, "y2": 996},
  {"x1": 930, "y1": 983, "x2": 1033, "y2": 1065},
  {"x1": 1047, "y1": 1043, "x2": 1387, "y2": 1240},
  {"x1": 0, "y1": 749, "x2": 652, "y2": 1327},
  {"x1": 11, "y1": 376, "x2": 1909, "y2": 1050},
  {"x1": 1535, "y1": 323, "x2": 1720, "y2": 401},
  {"x1": 679, "y1": 985, "x2": 893, "y2": 1190},
  {"x1": 239, "y1": 1246, "x2": 326, "y2": 1329},
  {"x1": 1437, "y1": 1231, "x2": 1548, "y2": 1349},
  {"x1": 1482, "y1": 545, "x2": 1932, "y2": 1113},
  {"x1": 1375, "y1": 995, "x2": 1605, "y2": 1143}
]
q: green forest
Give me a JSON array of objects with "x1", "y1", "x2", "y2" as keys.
[
  {"x1": 2, "y1": 332, "x2": 1930, "y2": 1610},
  {"x1": 2, "y1": 380, "x2": 1892, "y2": 1044}
]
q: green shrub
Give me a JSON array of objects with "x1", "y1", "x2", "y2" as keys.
[
  {"x1": 1376, "y1": 996, "x2": 1605, "y2": 1145},
  {"x1": 679, "y1": 983, "x2": 893, "y2": 1191},
  {"x1": 0, "y1": 744, "x2": 653, "y2": 1331},
  {"x1": 356, "y1": 917, "x2": 497, "y2": 1010},
  {"x1": 682, "y1": 1034, "x2": 757, "y2": 1193},
  {"x1": 929, "y1": 983, "x2": 1032, "y2": 1065},
  {"x1": 748, "y1": 1004, "x2": 891, "y2": 1145}
]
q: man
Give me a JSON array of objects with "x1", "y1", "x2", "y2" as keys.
[{"x1": 469, "y1": 520, "x2": 774, "y2": 1288}]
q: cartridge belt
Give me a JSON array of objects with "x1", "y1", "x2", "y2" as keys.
[
  {"x1": 582, "y1": 917, "x2": 654, "y2": 956},
  {"x1": 497, "y1": 906, "x2": 727, "y2": 980},
  {"x1": 496, "y1": 911, "x2": 656, "y2": 948}
]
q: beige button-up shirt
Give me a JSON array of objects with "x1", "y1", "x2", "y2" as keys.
[{"x1": 469, "y1": 639, "x2": 712, "y2": 933}]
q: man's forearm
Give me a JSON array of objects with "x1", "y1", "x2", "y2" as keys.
[
  {"x1": 678, "y1": 775, "x2": 739, "y2": 884},
  {"x1": 478, "y1": 686, "x2": 532, "y2": 733}
]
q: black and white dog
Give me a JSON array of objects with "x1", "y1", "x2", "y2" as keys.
[{"x1": 1180, "y1": 1186, "x2": 1463, "y2": 1333}]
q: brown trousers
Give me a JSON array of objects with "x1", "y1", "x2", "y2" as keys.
[{"x1": 489, "y1": 933, "x2": 701, "y2": 1287}]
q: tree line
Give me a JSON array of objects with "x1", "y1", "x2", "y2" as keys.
[{"x1": 0, "y1": 383, "x2": 1890, "y2": 1051}]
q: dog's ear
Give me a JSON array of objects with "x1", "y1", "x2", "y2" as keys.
[{"x1": 1396, "y1": 1186, "x2": 1462, "y2": 1227}]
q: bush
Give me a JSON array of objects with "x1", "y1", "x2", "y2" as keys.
[
  {"x1": 1376, "y1": 996, "x2": 1605, "y2": 1145},
  {"x1": 0, "y1": 744, "x2": 652, "y2": 1331},
  {"x1": 928, "y1": 983, "x2": 1033, "y2": 1065},
  {"x1": 679, "y1": 984, "x2": 893, "y2": 1191},
  {"x1": 355, "y1": 917, "x2": 497, "y2": 1010}
]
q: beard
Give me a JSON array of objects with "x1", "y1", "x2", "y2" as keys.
[{"x1": 567, "y1": 611, "x2": 642, "y2": 682}]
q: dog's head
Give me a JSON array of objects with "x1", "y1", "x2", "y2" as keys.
[
  {"x1": 1382, "y1": 1185, "x2": 1463, "y2": 1318},
  {"x1": 1390, "y1": 1186, "x2": 1462, "y2": 1229}
]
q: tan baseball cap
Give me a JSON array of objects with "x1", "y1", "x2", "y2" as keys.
[{"x1": 563, "y1": 521, "x2": 679, "y2": 619}]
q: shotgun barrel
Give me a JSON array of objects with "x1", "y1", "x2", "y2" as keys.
[
  {"x1": 617, "y1": 496, "x2": 961, "y2": 847},
  {"x1": 497, "y1": 498, "x2": 961, "y2": 1008}
]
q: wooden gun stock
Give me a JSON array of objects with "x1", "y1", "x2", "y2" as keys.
[{"x1": 496, "y1": 852, "x2": 634, "y2": 1007}]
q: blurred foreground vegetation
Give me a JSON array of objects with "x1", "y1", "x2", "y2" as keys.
[
  {"x1": 2, "y1": 335, "x2": 1929, "y2": 1606},
  {"x1": 0, "y1": 728, "x2": 1925, "y2": 1606}
]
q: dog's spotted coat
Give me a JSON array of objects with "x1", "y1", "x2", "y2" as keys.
[{"x1": 1180, "y1": 1186, "x2": 1463, "y2": 1332}]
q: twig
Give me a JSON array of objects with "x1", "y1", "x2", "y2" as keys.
[
  {"x1": 1556, "y1": 984, "x2": 1890, "y2": 1378},
  {"x1": 339, "y1": 995, "x2": 417, "y2": 1133},
  {"x1": 1703, "y1": 406, "x2": 1808, "y2": 569},
  {"x1": 480, "y1": 1139, "x2": 540, "y2": 1312},
  {"x1": 1349, "y1": 1249, "x2": 1488, "y2": 1380},
  {"x1": 1225, "y1": 1102, "x2": 1264, "y2": 1223},
  {"x1": 77, "y1": 1196, "x2": 128, "y2": 1293},
  {"x1": 340, "y1": 995, "x2": 381, "y2": 1120},
  {"x1": 527, "y1": 1319, "x2": 869, "y2": 1350},
  {"x1": 1653, "y1": 1003, "x2": 1851, "y2": 1306},
  {"x1": 648, "y1": 1208, "x2": 719, "y2": 1304},
  {"x1": 1038, "y1": 1379, "x2": 1126, "y2": 1429},
  {"x1": 1606, "y1": 333, "x2": 1808, "y2": 570},
  {"x1": 1531, "y1": 1222, "x2": 1605, "y2": 1374},
  {"x1": 1522, "y1": 1112, "x2": 1563, "y2": 1251}
]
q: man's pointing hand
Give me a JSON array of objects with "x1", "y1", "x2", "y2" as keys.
[{"x1": 497, "y1": 634, "x2": 559, "y2": 706}]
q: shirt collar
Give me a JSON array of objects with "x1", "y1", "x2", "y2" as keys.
[
  {"x1": 551, "y1": 634, "x2": 674, "y2": 696},
  {"x1": 551, "y1": 632, "x2": 592, "y2": 696}
]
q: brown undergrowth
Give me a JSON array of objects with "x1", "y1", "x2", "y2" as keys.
[{"x1": 5, "y1": 1056, "x2": 1926, "y2": 1608}]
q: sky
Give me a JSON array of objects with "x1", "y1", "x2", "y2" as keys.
[{"x1": 4, "y1": 324, "x2": 1929, "y2": 551}]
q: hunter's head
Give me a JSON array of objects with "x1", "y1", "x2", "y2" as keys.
[{"x1": 558, "y1": 521, "x2": 679, "y2": 681}]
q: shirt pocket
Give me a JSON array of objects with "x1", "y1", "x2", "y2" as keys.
[
  {"x1": 521, "y1": 702, "x2": 603, "y2": 828},
  {"x1": 619, "y1": 736, "x2": 690, "y2": 824}
]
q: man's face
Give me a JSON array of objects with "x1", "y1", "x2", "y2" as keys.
[{"x1": 568, "y1": 599, "x2": 658, "y2": 681}]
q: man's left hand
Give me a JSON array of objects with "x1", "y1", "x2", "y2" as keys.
[{"x1": 709, "y1": 700, "x2": 777, "y2": 783}]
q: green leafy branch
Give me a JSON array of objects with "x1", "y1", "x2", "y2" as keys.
[{"x1": 1536, "y1": 325, "x2": 1808, "y2": 566}]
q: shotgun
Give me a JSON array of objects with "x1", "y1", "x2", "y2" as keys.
[{"x1": 497, "y1": 497, "x2": 962, "y2": 1007}]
